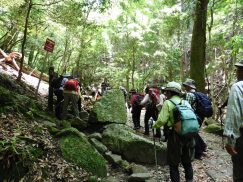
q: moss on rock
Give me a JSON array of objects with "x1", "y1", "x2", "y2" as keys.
[
  {"x1": 89, "y1": 89, "x2": 127, "y2": 124},
  {"x1": 59, "y1": 131, "x2": 107, "y2": 177},
  {"x1": 204, "y1": 123, "x2": 223, "y2": 135}
]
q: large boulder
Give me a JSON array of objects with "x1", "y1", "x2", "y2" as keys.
[
  {"x1": 102, "y1": 124, "x2": 167, "y2": 165},
  {"x1": 89, "y1": 89, "x2": 127, "y2": 124},
  {"x1": 59, "y1": 128, "x2": 107, "y2": 177}
]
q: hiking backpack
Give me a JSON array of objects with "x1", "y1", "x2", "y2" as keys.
[
  {"x1": 51, "y1": 76, "x2": 63, "y2": 90},
  {"x1": 134, "y1": 94, "x2": 144, "y2": 106},
  {"x1": 170, "y1": 99, "x2": 199, "y2": 137},
  {"x1": 64, "y1": 79, "x2": 79, "y2": 91},
  {"x1": 148, "y1": 88, "x2": 160, "y2": 105},
  {"x1": 193, "y1": 92, "x2": 213, "y2": 118}
]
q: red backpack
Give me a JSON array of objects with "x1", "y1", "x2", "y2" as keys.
[
  {"x1": 64, "y1": 79, "x2": 79, "y2": 92},
  {"x1": 148, "y1": 88, "x2": 160, "y2": 105}
]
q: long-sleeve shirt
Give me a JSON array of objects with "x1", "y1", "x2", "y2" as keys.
[
  {"x1": 140, "y1": 94, "x2": 151, "y2": 106},
  {"x1": 223, "y1": 81, "x2": 243, "y2": 146},
  {"x1": 153, "y1": 95, "x2": 182, "y2": 129}
]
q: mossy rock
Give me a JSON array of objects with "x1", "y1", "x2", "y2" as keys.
[
  {"x1": 59, "y1": 131, "x2": 107, "y2": 177},
  {"x1": 89, "y1": 89, "x2": 127, "y2": 124},
  {"x1": 102, "y1": 124, "x2": 167, "y2": 165},
  {"x1": 204, "y1": 123, "x2": 223, "y2": 135}
]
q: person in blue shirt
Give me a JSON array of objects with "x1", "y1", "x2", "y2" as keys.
[{"x1": 224, "y1": 59, "x2": 243, "y2": 182}]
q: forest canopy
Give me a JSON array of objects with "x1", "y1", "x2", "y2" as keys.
[{"x1": 0, "y1": 0, "x2": 242, "y2": 95}]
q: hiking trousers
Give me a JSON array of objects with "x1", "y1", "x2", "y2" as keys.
[
  {"x1": 167, "y1": 131, "x2": 195, "y2": 182},
  {"x1": 232, "y1": 128, "x2": 243, "y2": 182},
  {"x1": 131, "y1": 106, "x2": 142, "y2": 128},
  {"x1": 62, "y1": 93, "x2": 79, "y2": 119},
  {"x1": 144, "y1": 104, "x2": 161, "y2": 137}
]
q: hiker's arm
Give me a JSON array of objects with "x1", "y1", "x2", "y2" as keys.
[
  {"x1": 153, "y1": 101, "x2": 170, "y2": 129},
  {"x1": 225, "y1": 137, "x2": 237, "y2": 155},
  {"x1": 0, "y1": 48, "x2": 8, "y2": 58},
  {"x1": 11, "y1": 58, "x2": 20, "y2": 71},
  {"x1": 140, "y1": 94, "x2": 149, "y2": 106}
]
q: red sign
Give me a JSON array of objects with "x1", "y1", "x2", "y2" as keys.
[{"x1": 44, "y1": 38, "x2": 55, "y2": 53}]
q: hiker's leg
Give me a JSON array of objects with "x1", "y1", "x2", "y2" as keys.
[
  {"x1": 137, "y1": 107, "x2": 142, "y2": 128},
  {"x1": 62, "y1": 93, "x2": 71, "y2": 119},
  {"x1": 169, "y1": 165, "x2": 180, "y2": 182},
  {"x1": 144, "y1": 109, "x2": 151, "y2": 134},
  {"x1": 131, "y1": 108, "x2": 137, "y2": 129},
  {"x1": 167, "y1": 131, "x2": 181, "y2": 182},
  {"x1": 70, "y1": 94, "x2": 80, "y2": 118},
  {"x1": 195, "y1": 133, "x2": 206, "y2": 159},
  {"x1": 182, "y1": 162, "x2": 193, "y2": 181},
  {"x1": 151, "y1": 107, "x2": 161, "y2": 137},
  {"x1": 232, "y1": 133, "x2": 243, "y2": 182},
  {"x1": 133, "y1": 107, "x2": 140, "y2": 128},
  {"x1": 181, "y1": 138, "x2": 195, "y2": 181},
  {"x1": 78, "y1": 97, "x2": 81, "y2": 112}
]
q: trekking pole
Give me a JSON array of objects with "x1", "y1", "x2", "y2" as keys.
[
  {"x1": 150, "y1": 118, "x2": 159, "y2": 182},
  {"x1": 219, "y1": 108, "x2": 224, "y2": 149}
]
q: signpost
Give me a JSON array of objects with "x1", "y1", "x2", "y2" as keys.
[
  {"x1": 44, "y1": 38, "x2": 55, "y2": 53},
  {"x1": 35, "y1": 38, "x2": 55, "y2": 101}
]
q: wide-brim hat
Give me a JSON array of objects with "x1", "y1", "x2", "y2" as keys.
[
  {"x1": 235, "y1": 59, "x2": 243, "y2": 67},
  {"x1": 182, "y1": 78, "x2": 196, "y2": 89},
  {"x1": 164, "y1": 81, "x2": 182, "y2": 94},
  {"x1": 129, "y1": 88, "x2": 137, "y2": 93}
]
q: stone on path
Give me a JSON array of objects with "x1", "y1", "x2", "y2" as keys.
[{"x1": 102, "y1": 124, "x2": 167, "y2": 165}]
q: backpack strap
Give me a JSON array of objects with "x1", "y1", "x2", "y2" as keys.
[{"x1": 169, "y1": 99, "x2": 183, "y2": 106}]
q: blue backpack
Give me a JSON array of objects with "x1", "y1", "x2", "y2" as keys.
[
  {"x1": 170, "y1": 99, "x2": 199, "y2": 137},
  {"x1": 193, "y1": 92, "x2": 213, "y2": 118}
]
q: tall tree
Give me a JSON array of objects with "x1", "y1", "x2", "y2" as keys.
[{"x1": 190, "y1": 0, "x2": 208, "y2": 92}]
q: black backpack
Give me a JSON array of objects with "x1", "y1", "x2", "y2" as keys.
[
  {"x1": 193, "y1": 92, "x2": 213, "y2": 118},
  {"x1": 51, "y1": 76, "x2": 63, "y2": 90},
  {"x1": 133, "y1": 94, "x2": 144, "y2": 107}
]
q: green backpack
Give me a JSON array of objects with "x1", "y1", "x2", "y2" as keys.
[{"x1": 170, "y1": 99, "x2": 199, "y2": 137}]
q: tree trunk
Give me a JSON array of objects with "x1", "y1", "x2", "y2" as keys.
[
  {"x1": 190, "y1": 0, "x2": 208, "y2": 92},
  {"x1": 17, "y1": 0, "x2": 32, "y2": 81},
  {"x1": 131, "y1": 44, "x2": 136, "y2": 89}
]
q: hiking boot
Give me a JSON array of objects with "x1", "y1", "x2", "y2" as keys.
[
  {"x1": 143, "y1": 132, "x2": 149, "y2": 136},
  {"x1": 154, "y1": 133, "x2": 161, "y2": 138}
]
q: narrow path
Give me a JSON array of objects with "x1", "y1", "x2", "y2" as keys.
[{"x1": 126, "y1": 110, "x2": 233, "y2": 182}]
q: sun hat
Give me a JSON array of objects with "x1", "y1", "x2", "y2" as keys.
[
  {"x1": 235, "y1": 59, "x2": 243, "y2": 67},
  {"x1": 164, "y1": 81, "x2": 182, "y2": 94},
  {"x1": 129, "y1": 88, "x2": 137, "y2": 93},
  {"x1": 182, "y1": 78, "x2": 196, "y2": 89}
]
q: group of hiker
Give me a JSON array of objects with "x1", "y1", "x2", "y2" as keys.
[
  {"x1": 51, "y1": 75, "x2": 111, "y2": 120},
  {"x1": 128, "y1": 59, "x2": 243, "y2": 182},
  {"x1": 49, "y1": 59, "x2": 243, "y2": 182}
]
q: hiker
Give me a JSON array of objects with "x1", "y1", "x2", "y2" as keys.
[
  {"x1": 153, "y1": 81, "x2": 195, "y2": 182},
  {"x1": 51, "y1": 75, "x2": 69, "y2": 119},
  {"x1": 61, "y1": 78, "x2": 81, "y2": 120},
  {"x1": 119, "y1": 86, "x2": 128, "y2": 101},
  {"x1": 223, "y1": 59, "x2": 243, "y2": 182},
  {"x1": 129, "y1": 89, "x2": 144, "y2": 130},
  {"x1": 0, "y1": 48, "x2": 21, "y2": 71},
  {"x1": 101, "y1": 78, "x2": 110, "y2": 95},
  {"x1": 156, "y1": 86, "x2": 166, "y2": 111},
  {"x1": 182, "y1": 78, "x2": 207, "y2": 159},
  {"x1": 140, "y1": 86, "x2": 161, "y2": 137}
]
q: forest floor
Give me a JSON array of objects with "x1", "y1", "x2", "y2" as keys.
[{"x1": 0, "y1": 64, "x2": 233, "y2": 182}]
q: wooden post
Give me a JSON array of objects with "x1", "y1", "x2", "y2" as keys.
[
  {"x1": 48, "y1": 66, "x2": 54, "y2": 112},
  {"x1": 35, "y1": 51, "x2": 49, "y2": 97}
]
